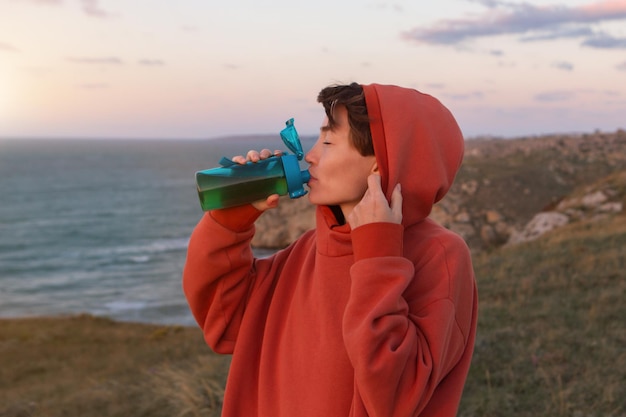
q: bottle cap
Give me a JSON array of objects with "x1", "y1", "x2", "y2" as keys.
[
  {"x1": 279, "y1": 118, "x2": 310, "y2": 198},
  {"x1": 280, "y1": 118, "x2": 305, "y2": 160}
]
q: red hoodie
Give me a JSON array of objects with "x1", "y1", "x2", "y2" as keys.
[{"x1": 183, "y1": 84, "x2": 478, "y2": 417}]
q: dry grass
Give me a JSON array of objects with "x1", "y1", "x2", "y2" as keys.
[
  {"x1": 0, "y1": 315, "x2": 229, "y2": 417},
  {"x1": 1, "y1": 216, "x2": 624, "y2": 416},
  {"x1": 460, "y1": 213, "x2": 626, "y2": 417}
]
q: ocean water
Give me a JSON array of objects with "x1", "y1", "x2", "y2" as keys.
[{"x1": 0, "y1": 136, "x2": 294, "y2": 326}]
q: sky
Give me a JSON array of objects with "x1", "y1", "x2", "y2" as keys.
[{"x1": 1, "y1": 0, "x2": 626, "y2": 139}]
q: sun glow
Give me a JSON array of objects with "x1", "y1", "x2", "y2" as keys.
[{"x1": 1, "y1": 0, "x2": 625, "y2": 139}]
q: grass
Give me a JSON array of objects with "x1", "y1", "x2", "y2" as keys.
[
  {"x1": 460, "y1": 213, "x2": 626, "y2": 417},
  {"x1": 1, "y1": 215, "x2": 624, "y2": 417},
  {"x1": 0, "y1": 315, "x2": 229, "y2": 417}
]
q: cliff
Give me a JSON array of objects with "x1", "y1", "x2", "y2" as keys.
[{"x1": 253, "y1": 129, "x2": 626, "y2": 252}]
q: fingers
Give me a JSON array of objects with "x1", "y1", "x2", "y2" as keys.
[
  {"x1": 251, "y1": 193, "x2": 280, "y2": 211},
  {"x1": 391, "y1": 183, "x2": 403, "y2": 223},
  {"x1": 367, "y1": 173, "x2": 384, "y2": 198},
  {"x1": 365, "y1": 175, "x2": 403, "y2": 224},
  {"x1": 253, "y1": 149, "x2": 272, "y2": 161},
  {"x1": 232, "y1": 149, "x2": 282, "y2": 165},
  {"x1": 231, "y1": 155, "x2": 247, "y2": 164}
]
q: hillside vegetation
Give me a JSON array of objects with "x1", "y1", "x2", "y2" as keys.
[
  {"x1": 448, "y1": 129, "x2": 626, "y2": 251},
  {"x1": 460, "y1": 212, "x2": 625, "y2": 416},
  {"x1": 1, "y1": 130, "x2": 625, "y2": 417},
  {"x1": 253, "y1": 129, "x2": 626, "y2": 251}
]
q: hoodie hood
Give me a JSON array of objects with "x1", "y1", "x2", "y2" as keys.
[{"x1": 362, "y1": 84, "x2": 465, "y2": 228}]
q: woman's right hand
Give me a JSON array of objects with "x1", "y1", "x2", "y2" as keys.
[{"x1": 231, "y1": 148, "x2": 282, "y2": 211}]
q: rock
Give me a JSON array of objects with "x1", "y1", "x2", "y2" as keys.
[
  {"x1": 555, "y1": 188, "x2": 622, "y2": 220},
  {"x1": 494, "y1": 221, "x2": 512, "y2": 239},
  {"x1": 598, "y1": 202, "x2": 623, "y2": 213},
  {"x1": 508, "y1": 212, "x2": 570, "y2": 244},
  {"x1": 480, "y1": 225, "x2": 497, "y2": 245},
  {"x1": 252, "y1": 197, "x2": 315, "y2": 248},
  {"x1": 485, "y1": 210, "x2": 502, "y2": 224},
  {"x1": 450, "y1": 223, "x2": 476, "y2": 241},
  {"x1": 581, "y1": 190, "x2": 608, "y2": 208},
  {"x1": 454, "y1": 211, "x2": 472, "y2": 223},
  {"x1": 429, "y1": 205, "x2": 452, "y2": 227},
  {"x1": 460, "y1": 180, "x2": 478, "y2": 195}
]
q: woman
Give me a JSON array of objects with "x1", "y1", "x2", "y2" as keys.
[{"x1": 183, "y1": 82, "x2": 478, "y2": 417}]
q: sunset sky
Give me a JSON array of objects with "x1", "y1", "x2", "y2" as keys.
[{"x1": 1, "y1": 0, "x2": 625, "y2": 139}]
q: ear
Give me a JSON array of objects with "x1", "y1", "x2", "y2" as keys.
[{"x1": 370, "y1": 160, "x2": 379, "y2": 175}]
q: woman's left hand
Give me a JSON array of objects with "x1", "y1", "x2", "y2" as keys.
[{"x1": 348, "y1": 174, "x2": 402, "y2": 229}]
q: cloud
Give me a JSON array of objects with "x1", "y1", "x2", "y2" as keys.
[
  {"x1": 520, "y1": 26, "x2": 595, "y2": 42},
  {"x1": 139, "y1": 59, "x2": 165, "y2": 66},
  {"x1": 77, "y1": 82, "x2": 110, "y2": 89},
  {"x1": 534, "y1": 88, "x2": 623, "y2": 103},
  {"x1": 22, "y1": 0, "x2": 62, "y2": 4},
  {"x1": 444, "y1": 91, "x2": 485, "y2": 100},
  {"x1": 534, "y1": 90, "x2": 576, "y2": 102},
  {"x1": 552, "y1": 61, "x2": 574, "y2": 71},
  {"x1": 67, "y1": 56, "x2": 124, "y2": 64},
  {"x1": 20, "y1": 0, "x2": 116, "y2": 17},
  {"x1": 403, "y1": 0, "x2": 626, "y2": 49},
  {"x1": 617, "y1": 61, "x2": 626, "y2": 71},
  {"x1": 80, "y1": 0, "x2": 115, "y2": 17},
  {"x1": 582, "y1": 32, "x2": 626, "y2": 48},
  {"x1": 0, "y1": 42, "x2": 19, "y2": 52}
]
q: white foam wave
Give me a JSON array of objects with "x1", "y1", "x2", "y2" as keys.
[
  {"x1": 89, "y1": 237, "x2": 190, "y2": 260},
  {"x1": 104, "y1": 300, "x2": 148, "y2": 312},
  {"x1": 129, "y1": 255, "x2": 150, "y2": 263}
]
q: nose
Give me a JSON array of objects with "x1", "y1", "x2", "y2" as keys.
[{"x1": 304, "y1": 141, "x2": 318, "y2": 165}]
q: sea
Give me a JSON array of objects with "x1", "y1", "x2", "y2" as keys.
[{"x1": 0, "y1": 135, "x2": 305, "y2": 326}]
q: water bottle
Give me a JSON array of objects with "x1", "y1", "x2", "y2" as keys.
[{"x1": 195, "y1": 118, "x2": 311, "y2": 211}]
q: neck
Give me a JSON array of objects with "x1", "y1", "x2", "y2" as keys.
[{"x1": 329, "y1": 205, "x2": 346, "y2": 225}]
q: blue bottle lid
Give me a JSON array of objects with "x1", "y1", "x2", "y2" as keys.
[
  {"x1": 279, "y1": 118, "x2": 310, "y2": 198},
  {"x1": 280, "y1": 118, "x2": 304, "y2": 160}
]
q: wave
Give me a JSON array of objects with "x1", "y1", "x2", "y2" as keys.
[
  {"x1": 65, "y1": 237, "x2": 191, "y2": 265},
  {"x1": 104, "y1": 299, "x2": 148, "y2": 313}
]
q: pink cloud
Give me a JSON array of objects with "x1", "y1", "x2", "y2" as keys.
[
  {"x1": 26, "y1": 0, "x2": 63, "y2": 4},
  {"x1": 0, "y1": 42, "x2": 19, "y2": 52},
  {"x1": 67, "y1": 56, "x2": 124, "y2": 64},
  {"x1": 581, "y1": 0, "x2": 626, "y2": 15},
  {"x1": 403, "y1": 0, "x2": 626, "y2": 49},
  {"x1": 80, "y1": 0, "x2": 116, "y2": 18}
]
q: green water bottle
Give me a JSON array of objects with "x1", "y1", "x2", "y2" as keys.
[{"x1": 195, "y1": 118, "x2": 311, "y2": 211}]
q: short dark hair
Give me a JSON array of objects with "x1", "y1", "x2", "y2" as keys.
[{"x1": 317, "y1": 83, "x2": 374, "y2": 156}]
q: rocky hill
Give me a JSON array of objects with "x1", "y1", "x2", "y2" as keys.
[{"x1": 252, "y1": 129, "x2": 626, "y2": 253}]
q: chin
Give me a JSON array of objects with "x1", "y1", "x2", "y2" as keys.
[
  {"x1": 307, "y1": 193, "x2": 322, "y2": 206},
  {"x1": 306, "y1": 191, "x2": 330, "y2": 207}
]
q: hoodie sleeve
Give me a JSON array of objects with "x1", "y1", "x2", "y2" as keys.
[
  {"x1": 182, "y1": 204, "x2": 263, "y2": 354},
  {"x1": 343, "y1": 222, "x2": 475, "y2": 417}
]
